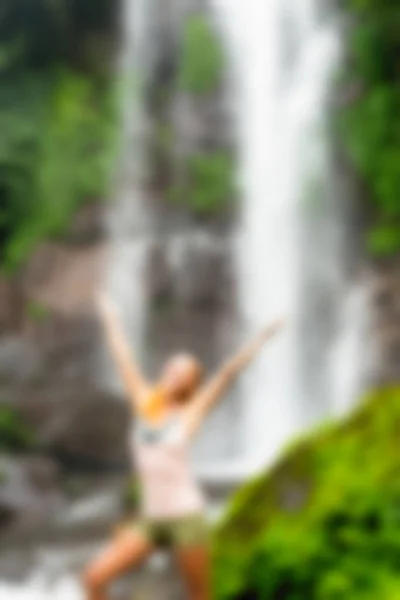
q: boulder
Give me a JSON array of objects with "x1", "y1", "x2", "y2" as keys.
[
  {"x1": 0, "y1": 455, "x2": 63, "y2": 530},
  {"x1": 214, "y1": 388, "x2": 400, "y2": 599}
]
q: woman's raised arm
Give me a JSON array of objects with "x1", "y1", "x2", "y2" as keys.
[
  {"x1": 96, "y1": 293, "x2": 149, "y2": 412},
  {"x1": 181, "y1": 317, "x2": 285, "y2": 439}
]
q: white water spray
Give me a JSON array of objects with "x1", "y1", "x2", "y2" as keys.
[
  {"x1": 196, "y1": 0, "x2": 364, "y2": 481},
  {"x1": 101, "y1": 0, "x2": 152, "y2": 391}
]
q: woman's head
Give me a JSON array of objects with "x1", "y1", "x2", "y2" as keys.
[{"x1": 159, "y1": 353, "x2": 203, "y2": 403}]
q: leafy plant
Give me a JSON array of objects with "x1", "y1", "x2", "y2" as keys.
[
  {"x1": 213, "y1": 387, "x2": 400, "y2": 599},
  {"x1": 170, "y1": 151, "x2": 235, "y2": 215},
  {"x1": 178, "y1": 15, "x2": 224, "y2": 95},
  {"x1": 188, "y1": 152, "x2": 234, "y2": 213},
  {"x1": 0, "y1": 407, "x2": 35, "y2": 451},
  {"x1": 338, "y1": 3, "x2": 400, "y2": 256},
  {"x1": 0, "y1": 70, "x2": 117, "y2": 272}
]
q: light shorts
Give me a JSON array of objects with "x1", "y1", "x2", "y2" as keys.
[{"x1": 135, "y1": 513, "x2": 209, "y2": 548}]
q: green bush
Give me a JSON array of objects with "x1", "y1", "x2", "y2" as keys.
[
  {"x1": 213, "y1": 388, "x2": 400, "y2": 599},
  {"x1": 0, "y1": 0, "x2": 117, "y2": 73},
  {"x1": 0, "y1": 407, "x2": 35, "y2": 451},
  {"x1": 338, "y1": 4, "x2": 400, "y2": 256},
  {"x1": 171, "y1": 151, "x2": 235, "y2": 215},
  {"x1": 178, "y1": 15, "x2": 224, "y2": 95},
  {"x1": 0, "y1": 70, "x2": 117, "y2": 272}
]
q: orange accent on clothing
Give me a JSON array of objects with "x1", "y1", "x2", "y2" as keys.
[{"x1": 140, "y1": 387, "x2": 166, "y2": 423}]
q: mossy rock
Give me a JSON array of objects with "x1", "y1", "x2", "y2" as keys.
[
  {"x1": 213, "y1": 388, "x2": 400, "y2": 599},
  {"x1": 168, "y1": 151, "x2": 235, "y2": 216},
  {"x1": 0, "y1": 407, "x2": 36, "y2": 451}
]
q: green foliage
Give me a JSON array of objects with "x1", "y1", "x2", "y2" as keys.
[
  {"x1": 0, "y1": 407, "x2": 35, "y2": 451},
  {"x1": 338, "y1": 4, "x2": 400, "y2": 256},
  {"x1": 367, "y1": 224, "x2": 400, "y2": 256},
  {"x1": 26, "y1": 300, "x2": 50, "y2": 323},
  {"x1": 0, "y1": 0, "x2": 119, "y2": 272},
  {"x1": 188, "y1": 152, "x2": 234, "y2": 214},
  {"x1": 178, "y1": 15, "x2": 224, "y2": 95},
  {"x1": 339, "y1": 86, "x2": 400, "y2": 256},
  {"x1": 213, "y1": 388, "x2": 400, "y2": 599},
  {"x1": 0, "y1": 0, "x2": 117, "y2": 73},
  {"x1": 171, "y1": 152, "x2": 235, "y2": 215},
  {"x1": 0, "y1": 70, "x2": 117, "y2": 272}
]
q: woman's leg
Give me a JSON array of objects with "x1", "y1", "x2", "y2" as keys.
[
  {"x1": 175, "y1": 545, "x2": 211, "y2": 600},
  {"x1": 82, "y1": 526, "x2": 153, "y2": 600}
]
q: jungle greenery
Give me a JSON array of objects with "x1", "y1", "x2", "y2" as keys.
[
  {"x1": 171, "y1": 16, "x2": 233, "y2": 215},
  {"x1": 170, "y1": 151, "x2": 235, "y2": 216},
  {"x1": 0, "y1": 0, "x2": 119, "y2": 273},
  {"x1": 214, "y1": 387, "x2": 400, "y2": 599},
  {"x1": 0, "y1": 407, "x2": 35, "y2": 451},
  {"x1": 178, "y1": 15, "x2": 224, "y2": 95},
  {"x1": 339, "y1": 1, "x2": 400, "y2": 257}
]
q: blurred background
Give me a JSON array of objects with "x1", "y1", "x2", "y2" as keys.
[{"x1": 0, "y1": 0, "x2": 399, "y2": 598}]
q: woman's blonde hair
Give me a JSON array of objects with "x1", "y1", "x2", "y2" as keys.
[{"x1": 164, "y1": 353, "x2": 204, "y2": 402}]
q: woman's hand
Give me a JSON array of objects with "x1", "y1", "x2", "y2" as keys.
[{"x1": 181, "y1": 315, "x2": 286, "y2": 439}]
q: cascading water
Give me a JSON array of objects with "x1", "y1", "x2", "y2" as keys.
[
  {"x1": 101, "y1": 0, "x2": 152, "y2": 390},
  {"x1": 196, "y1": 0, "x2": 366, "y2": 481}
]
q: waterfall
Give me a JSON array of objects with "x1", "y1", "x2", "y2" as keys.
[
  {"x1": 0, "y1": 0, "x2": 370, "y2": 597},
  {"x1": 100, "y1": 0, "x2": 367, "y2": 482},
  {"x1": 195, "y1": 0, "x2": 366, "y2": 481},
  {"x1": 101, "y1": 0, "x2": 152, "y2": 391}
]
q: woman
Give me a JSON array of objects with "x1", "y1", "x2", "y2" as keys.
[{"x1": 83, "y1": 293, "x2": 284, "y2": 600}]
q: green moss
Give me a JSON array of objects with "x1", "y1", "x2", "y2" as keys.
[
  {"x1": 214, "y1": 388, "x2": 400, "y2": 599},
  {"x1": 178, "y1": 15, "x2": 224, "y2": 95},
  {"x1": 0, "y1": 407, "x2": 35, "y2": 451}
]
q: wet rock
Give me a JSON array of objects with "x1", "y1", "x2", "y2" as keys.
[
  {"x1": 369, "y1": 266, "x2": 400, "y2": 384},
  {"x1": 39, "y1": 389, "x2": 130, "y2": 465},
  {"x1": 172, "y1": 92, "x2": 231, "y2": 157},
  {"x1": 63, "y1": 202, "x2": 106, "y2": 245},
  {"x1": 0, "y1": 277, "x2": 23, "y2": 334},
  {"x1": 18, "y1": 241, "x2": 105, "y2": 316},
  {"x1": 0, "y1": 503, "x2": 14, "y2": 529},
  {"x1": 0, "y1": 315, "x2": 129, "y2": 466},
  {"x1": 9, "y1": 387, "x2": 129, "y2": 466},
  {"x1": 147, "y1": 233, "x2": 235, "y2": 308},
  {"x1": 0, "y1": 233, "x2": 128, "y2": 467},
  {"x1": 0, "y1": 337, "x2": 42, "y2": 385},
  {"x1": 0, "y1": 455, "x2": 63, "y2": 531},
  {"x1": 146, "y1": 232, "x2": 238, "y2": 372}
]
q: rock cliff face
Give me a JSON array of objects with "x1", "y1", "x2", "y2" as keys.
[
  {"x1": 0, "y1": 0, "x2": 236, "y2": 470},
  {"x1": 0, "y1": 209, "x2": 129, "y2": 465},
  {"x1": 369, "y1": 259, "x2": 400, "y2": 385}
]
